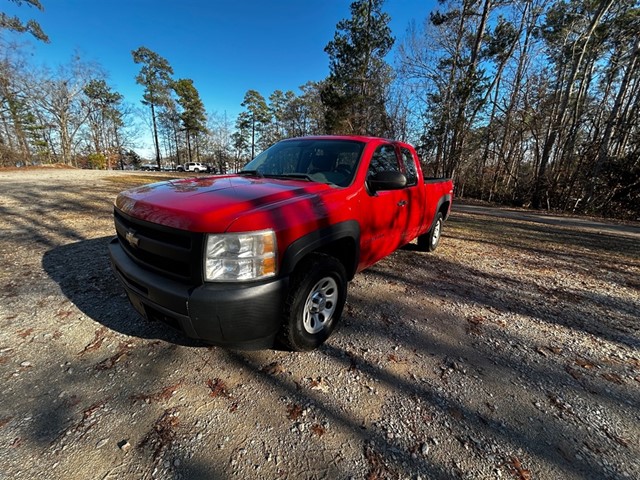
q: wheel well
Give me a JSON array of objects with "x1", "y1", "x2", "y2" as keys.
[
  {"x1": 298, "y1": 237, "x2": 358, "y2": 280},
  {"x1": 439, "y1": 201, "x2": 450, "y2": 220}
]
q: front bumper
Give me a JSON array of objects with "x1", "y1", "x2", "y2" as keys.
[{"x1": 108, "y1": 237, "x2": 288, "y2": 349}]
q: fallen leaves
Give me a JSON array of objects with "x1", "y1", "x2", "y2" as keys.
[
  {"x1": 54, "y1": 309, "x2": 73, "y2": 319},
  {"x1": 286, "y1": 403, "x2": 304, "y2": 421},
  {"x1": 547, "y1": 393, "x2": 576, "y2": 416},
  {"x1": 600, "y1": 372, "x2": 625, "y2": 385},
  {"x1": 132, "y1": 381, "x2": 183, "y2": 403},
  {"x1": 574, "y1": 356, "x2": 597, "y2": 369},
  {"x1": 364, "y1": 443, "x2": 396, "y2": 480},
  {"x1": 81, "y1": 402, "x2": 104, "y2": 423},
  {"x1": 308, "y1": 377, "x2": 330, "y2": 393},
  {"x1": 65, "y1": 400, "x2": 108, "y2": 441},
  {"x1": 94, "y1": 342, "x2": 133, "y2": 370},
  {"x1": 206, "y1": 378, "x2": 230, "y2": 398},
  {"x1": 0, "y1": 417, "x2": 13, "y2": 429},
  {"x1": 387, "y1": 353, "x2": 402, "y2": 363},
  {"x1": 466, "y1": 315, "x2": 485, "y2": 335},
  {"x1": 535, "y1": 345, "x2": 562, "y2": 357},
  {"x1": 16, "y1": 328, "x2": 33, "y2": 339},
  {"x1": 261, "y1": 361, "x2": 284, "y2": 376},
  {"x1": 139, "y1": 407, "x2": 180, "y2": 460},
  {"x1": 310, "y1": 423, "x2": 326, "y2": 437},
  {"x1": 507, "y1": 457, "x2": 531, "y2": 480},
  {"x1": 565, "y1": 365, "x2": 584, "y2": 381},
  {"x1": 79, "y1": 327, "x2": 108, "y2": 355}
]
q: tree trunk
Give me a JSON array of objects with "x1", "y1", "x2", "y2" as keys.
[
  {"x1": 150, "y1": 101, "x2": 162, "y2": 169},
  {"x1": 532, "y1": 0, "x2": 615, "y2": 208},
  {"x1": 594, "y1": 39, "x2": 639, "y2": 181}
]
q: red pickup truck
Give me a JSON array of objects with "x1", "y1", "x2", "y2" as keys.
[{"x1": 109, "y1": 136, "x2": 453, "y2": 350}]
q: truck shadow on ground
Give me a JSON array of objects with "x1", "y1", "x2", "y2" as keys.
[{"x1": 42, "y1": 236, "x2": 203, "y2": 347}]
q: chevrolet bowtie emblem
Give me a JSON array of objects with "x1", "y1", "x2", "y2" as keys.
[{"x1": 125, "y1": 230, "x2": 140, "y2": 248}]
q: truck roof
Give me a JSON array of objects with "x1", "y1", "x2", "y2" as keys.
[{"x1": 281, "y1": 135, "x2": 415, "y2": 148}]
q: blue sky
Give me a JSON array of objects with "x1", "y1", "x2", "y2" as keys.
[{"x1": 4, "y1": 1, "x2": 436, "y2": 153}]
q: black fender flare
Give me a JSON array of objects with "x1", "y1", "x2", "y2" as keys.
[
  {"x1": 280, "y1": 220, "x2": 360, "y2": 280},
  {"x1": 427, "y1": 194, "x2": 452, "y2": 232}
]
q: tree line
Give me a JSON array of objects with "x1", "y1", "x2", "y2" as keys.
[
  {"x1": 397, "y1": 0, "x2": 639, "y2": 218},
  {"x1": 1, "y1": 0, "x2": 638, "y2": 219}
]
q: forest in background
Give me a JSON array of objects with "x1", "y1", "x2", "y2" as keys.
[{"x1": 1, "y1": 0, "x2": 639, "y2": 219}]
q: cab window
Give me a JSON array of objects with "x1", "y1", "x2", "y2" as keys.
[
  {"x1": 368, "y1": 144, "x2": 400, "y2": 176},
  {"x1": 400, "y1": 148, "x2": 418, "y2": 186}
]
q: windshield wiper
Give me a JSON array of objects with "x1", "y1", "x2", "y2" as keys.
[
  {"x1": 237, "y1": 170, "x2": 263, "y2": 177},
  {"x1": 266, "y1": 173, "x2": 313, "y2": 182}
]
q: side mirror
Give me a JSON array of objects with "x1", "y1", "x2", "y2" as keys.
[{"x1": 367, "y1": 171, "x2": 407, "y2": 194}]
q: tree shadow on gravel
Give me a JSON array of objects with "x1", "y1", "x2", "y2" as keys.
[
  {"x1": 447, "y1": 212, "x2": 640, "y2": 263},
  {"x1": 42, "y1": 236, "x2": 202, "y2": 347},
  {"x1": 314, "y1": 266, "x2": 638, "y2": 479}
]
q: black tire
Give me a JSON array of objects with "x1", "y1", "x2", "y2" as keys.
[
  {"x1": 194, "y1": 168, "x2": 200, "y2": 173},
  {"x1": 279, "y1": 254, "x2": 347, "y2": 351},
  {"x1": 417, "y1": 212, "x2": 443, "y2": 252}
]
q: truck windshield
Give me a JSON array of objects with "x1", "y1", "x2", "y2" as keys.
[{"x1": 241, "y1": 139, "x2": 365, "y2": 187}]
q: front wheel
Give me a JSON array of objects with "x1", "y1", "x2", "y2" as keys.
[
  {"x1": 417, "y1": 212, "x2": 443, "y2": 252},
  {"x1": 279, "y1": 254, "x2": 347, "y2": 351}
]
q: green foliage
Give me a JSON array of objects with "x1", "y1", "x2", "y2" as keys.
[
  {"x1": 132, "y1": 46, "x2": 174, "y2": 108},
  {"x1": 0, "y1": 0, "x2": 49, "y2": 42},
  {"x1": 1, "y1": 0, "x2": 636, "y2": 220},
  {"x1": 239, "y1": 89, "x2": 270, "y2": 158},
  {"x1": 231, "y1": 83, "x2": 327, "y2": 163},
  {"x1": 172, "y1": 78, "x2": 207, "y2": 162},
  {"x1": 173, "y1": 78, "x2": 206, "y2": 134},
  {"x1": 122, "y1": 149, "x2": 141, "y2": 169},
  {"x1": 82, "y1": 79, "x2": 124, "y2": 168},
  {"x1": 322, "y1": 0, "x2": 394, "y2": 136},
  {"x1": 84, "y1": 79, "x2": 123, "y2": 107},
  {"x1": 397, "y1": 0, "x2": 640, "y2": 219},
  {"x1": 132, "y1": 46, "x2": 174, "y2": 165},
  {"x1": 84, "y1": 152, "x2": 106, "y2": 169}
]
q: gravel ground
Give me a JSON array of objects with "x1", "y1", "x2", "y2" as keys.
[{"x1": 0, "y1": 168, "x2": 638, "y2": 480}]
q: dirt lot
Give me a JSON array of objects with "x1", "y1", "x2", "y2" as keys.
[{"x1": 1, "y1": 169, "x2": 638, "y2": 480}]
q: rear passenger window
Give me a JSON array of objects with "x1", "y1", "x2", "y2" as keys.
[
  {"x1": 400, "y1": 148, "x2": 418, "y2": 186},
  {"x1": 368, "y1": 145, "x2": 400, "y2": 176}
]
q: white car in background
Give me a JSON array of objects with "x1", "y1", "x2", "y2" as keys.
[{"x1": 176, "y1": 162, "x2": 209, "y2": 173}]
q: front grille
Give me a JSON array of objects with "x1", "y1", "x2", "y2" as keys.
[{"x1": 114, "y1": 208, "x2": 204, "y2": 283}]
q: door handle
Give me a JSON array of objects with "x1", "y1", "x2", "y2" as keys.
[{"x1": 397, "y1": 200, "x2": 407, "y2": 207}]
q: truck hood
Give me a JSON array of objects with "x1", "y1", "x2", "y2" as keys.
[{"x1": 115, "y1": 175, "x2": 332, "y2": 232}]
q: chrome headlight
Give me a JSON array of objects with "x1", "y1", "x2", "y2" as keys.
[{"x1": 204, "y1": 230, "x2": 277, "y2": 282}]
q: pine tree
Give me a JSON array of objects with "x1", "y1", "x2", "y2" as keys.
[
  {"x1": 83, "y1": 79, "x2": 123, "y2": 168},
  {"x1": 173, "y1": 78, "x2": 207, "y2": 162},
  {"x1": 132, "y1": 47, "x2": 174, "y2": 169},
  {"x1": 0, "y1": 0, "x2": 49, "y2": 42},
  {"x1": 240, "y1": 90, "x2": 270, "y2": 158},
  {"x1": 322, "y1": 0, "x2": 394, "y2": 136}
]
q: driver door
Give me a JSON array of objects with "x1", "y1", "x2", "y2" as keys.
[{"x1": 358, "y1": 144, "x2": 410, "y2": 269}]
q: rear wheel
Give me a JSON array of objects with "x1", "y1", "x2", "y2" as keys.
[
  {"x1": 279, "y1": 254, "x2": 347, "y2": 351},
  {"x1": 417, "y1": 212, "x2": 443, "y2": 252}
]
